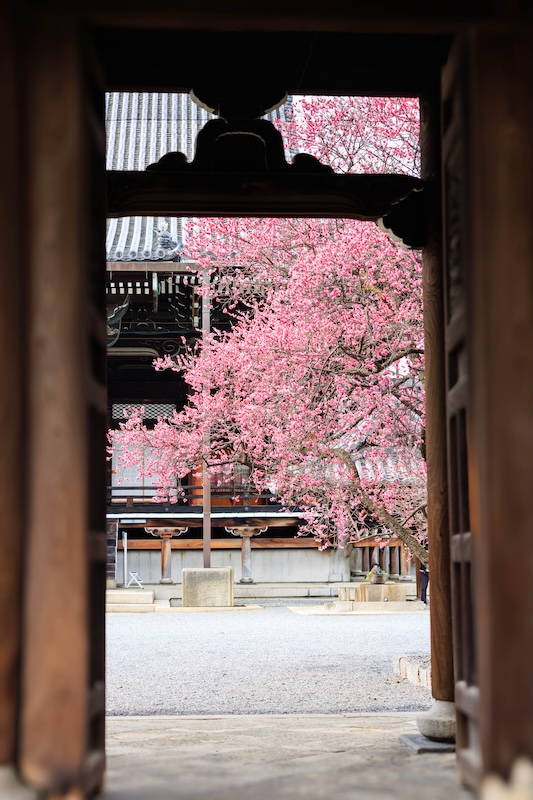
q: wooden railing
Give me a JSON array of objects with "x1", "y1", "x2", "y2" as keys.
[{"x1": 107, "y1": 483, "x2": 276, "y2": 509}]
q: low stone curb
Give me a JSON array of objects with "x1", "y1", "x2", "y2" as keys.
[
  {"x1": 287, "y1": 601, "x2": 426, "y2": 615},
  {"x1": 106, "y1": 603, "x2": 155, "y2": 613},
  {"x1": 393, "y1": 656, "x2": 432, "y2": 690},
  {"x1": 155, "y1": 604, "x2": 264, "y2": 612}
]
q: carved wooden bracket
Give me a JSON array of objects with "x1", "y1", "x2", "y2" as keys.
[{"x1": 106, "y1": 118, "x2": 429, "y2": 248}]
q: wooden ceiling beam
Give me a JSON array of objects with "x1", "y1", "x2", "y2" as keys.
[
  {"x1": 94, "y1": 30, "x2": 451, "y2": 96},
  {"x1": 29, "y1": 2, "x2": 526, "y2": 35}
]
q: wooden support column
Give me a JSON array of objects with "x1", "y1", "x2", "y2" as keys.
[
  {"x1": 399, "y1": 545, "x2": 410, "y2": 579},
  {"x1": 465, "y1": 28, "x2": 533, "y2": 780},
  {"x1": 0, "y1": 5, "x2": 25, "y2": 777},
  {"x1": 352, "y1": 547, "x2": 364, "y2": 577},
  {"x1": 18, "y1": 14, "x2": 107, "y2": 796},
  {"x1": 146, "y1": 527, "x2": 188, "y2": 584},
  {"x1": 420, "y1": 79, "x2": 455, "y2": 706},
  {"x1": 161, "y1": 536, "x2": 173, "y2": 583},
  {"x1": 362, "y1": 547, "x2": 370, "y2": 573},
  {"x1": 226, "y1": 527, "x2": 267, "y2": 584},
  {"x1": 240, "y1": 532, "x2": 254, "y2": 583},
  {"x1": 201, "y1": 271, "x2": 211, "y2": 569},
  {"x1": 391, "y1": 548, "x2": 396, "y2": 574},
  {"x1": 106, "y1": 520, "x2": 118, "y2": 589}
]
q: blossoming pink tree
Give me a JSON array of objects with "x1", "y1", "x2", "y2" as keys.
[{"x1": 109, "y1": 96, "x2": 429, "y2": 563}]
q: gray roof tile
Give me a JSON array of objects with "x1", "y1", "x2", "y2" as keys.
[{"x1": 106, "y1": 92, "x2": 292, "y2": 263}]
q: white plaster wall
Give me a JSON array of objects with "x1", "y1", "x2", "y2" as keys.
[{"x1": 116, "y1": 547, "x2": 351, "y2": 584}]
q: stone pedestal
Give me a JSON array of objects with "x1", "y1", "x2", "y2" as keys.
[
  {"x1": 338, "y1": 583, "x2": 408, "y2": 602},
  {"x1": 415, "y1": 700, "x2": 456, "y2": 742},
  {"x1": 0, "y1": 766, "x2": 37, "y2": 799},
  {"x1": 359, "y1": 583, "x2": 407, "y2": 602},
  {"x1": 182, "y1": 567, "x2": 234, "y2": 607}
]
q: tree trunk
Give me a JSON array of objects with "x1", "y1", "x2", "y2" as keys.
[{"x1": 333, "y1": 447, "x2": 429, "y2": 566}]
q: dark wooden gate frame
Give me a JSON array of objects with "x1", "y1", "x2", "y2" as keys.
[{"x1": 0, "y1": 4, "x2": 531, "y2": 798}]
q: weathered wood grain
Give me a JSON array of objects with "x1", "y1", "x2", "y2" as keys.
[
  {"x1": 0, "y1": 5, "x2": 23, "y2": 768},
  {"x1": 466, "y1": 28, "x2": 533, "y2": 777},
  {"x1": 421, "y1": 80, "x2": 454, "y2": 704},
  {"x1": 117, "y1": 537, "x2": 321, "y2": 550},
  {"x1": 19, "y1": 16, "x2": 90, "y2": 793}
]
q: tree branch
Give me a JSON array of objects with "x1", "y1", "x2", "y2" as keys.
[{"x1": 332, "y1": 447, "x2": 429, "y2": 566}]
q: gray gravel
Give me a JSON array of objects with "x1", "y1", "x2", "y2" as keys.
[{"x1": 106, "y1": 607, "x2": 431, "y2": 716}]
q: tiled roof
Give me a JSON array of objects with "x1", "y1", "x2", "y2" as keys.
[
  {"x1": 355, "y1": 450, "x2": 424, "y2": 485},
  {"x1": 106, "y1": 92, "x2": 292, "y2": 263}
]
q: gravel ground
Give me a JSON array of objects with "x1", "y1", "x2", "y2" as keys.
[{"x1": 106, "y1": 607, "x2": 431, "y2": 716}]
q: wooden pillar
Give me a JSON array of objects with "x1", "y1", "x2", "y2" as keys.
[
  {"x1": 390, "y1": 547, "x2": 400, "y2": 581},
  {"x1": 147, "y1": 527, "x2": 188, "y2": 584},
  {"x1": 202, "y1": 271, "x2": 211, "y2": 569},
  {"x1": 352, "y1": 547, "x2": 364, "y2": 576},
  {"x1": 226, "y1": 526, "x2": 267, "y2": 584},
  {"x1": 106, "y1": 520, "x2": 118, "y2": 589},
  {"x1": 0, "y1": 5, "x2": 24, "y2": 774},
  {"x1": 399, "y1": 545, "x2": 410, "y2": 579},
  {"x1": 420, "y1": 79, "x2": 455, "y2": 706},
  {"x1": 362, "y1": 547, "x2": 370, "y2": 573},
  {"x1": 18, "y1": 14, "x2": 107, "y2": 796},
  {"x1": 465, "y1": 28, "x2": 533, "y2": 780},
  {"x1": 161, "y1": 537, "x2": 173, "y2": 583},
  {"x1": 415, "y1": 557, "x2": 421, "y2": 599},
  {"x1": 240, "y1": 532, "x2": 254, "y2": 583}
]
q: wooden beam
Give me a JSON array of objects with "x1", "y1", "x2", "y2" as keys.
[
  {"x1": 117, "y1": 537, "x2": 320, "y2": 549},
  {"x1": 351, "y1": 536, "x2": 402, "y2": 548},
  {"x1": 93, "y1": 30, "x2": 450, "y2": 95},
  {"x1": 107, "y1": 171, "x2": 426, "y2": 247},
  {"x1": 41, "y1": 2, "x2": 532, "y2": 35}
]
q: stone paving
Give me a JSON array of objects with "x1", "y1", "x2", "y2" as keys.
[{"x1": 102, "y1": 714, "x2": 474, "y2": 800}]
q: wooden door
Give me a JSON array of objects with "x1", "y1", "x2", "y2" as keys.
[
  {"x1": 442, "y1": 31, "x2": 533, "y2": 788},
  {"x1": 18, "y1": 15, "x2": 108, "y2": 798}
]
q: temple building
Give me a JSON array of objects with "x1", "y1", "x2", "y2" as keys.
[{"x1": 105, "y1": 91, "x2": 415, "y2": 586}]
